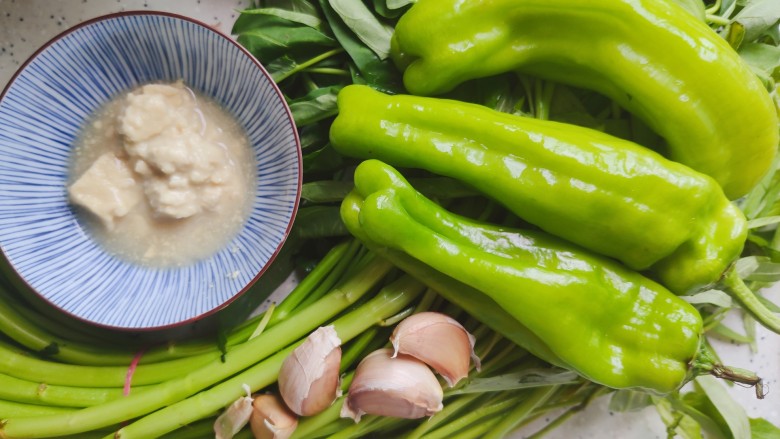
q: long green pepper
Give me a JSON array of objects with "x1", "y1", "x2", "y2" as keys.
[
  {"x1": 330, "y1": 85, "x2": 747, "y2": 295},
  {"x1": 389, "y1": 0, "x2": 779, "y2": 199},
  {"x1": 340, "y1": 160, "x2": 757, "y2": 394}
]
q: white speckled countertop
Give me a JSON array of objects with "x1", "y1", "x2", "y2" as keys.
[
  {"x1": 1, "y1": 1, "x2": 778, "y2": 437},
  {"x1": 0, "y1": 0, "x2": 254, "y2": 84}
]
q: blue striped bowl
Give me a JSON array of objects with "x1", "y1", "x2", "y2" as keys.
[{"x1": 0, "y1": 12, "x2": 301, "y2": 330}]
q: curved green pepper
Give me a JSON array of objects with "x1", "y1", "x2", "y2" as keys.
[
  {"x1": 342, "y1": 196, "x2": 570, "y2": 368},
  {"x1": 330, "y1": 85, "x2": 747, "y2": 294},
  {"x1": 390, "y1": 0, "x2": 779, "y2": 199},
  {"x1": 342, "y1": 159, "x2": 706, "y2": 393}
]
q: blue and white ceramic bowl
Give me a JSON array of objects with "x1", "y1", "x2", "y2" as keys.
[{"x1": 0, "y1": 12, "x2": 301, "y2": 330}]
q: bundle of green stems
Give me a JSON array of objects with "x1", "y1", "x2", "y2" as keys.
[{"x1": 0, "y1": 239, "x2": 599, "y2": 439}]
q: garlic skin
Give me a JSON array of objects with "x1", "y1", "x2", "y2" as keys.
[
  {"x1": 249, "y1": 394, "x2": 298, "y2": 439},
  {"x1": 214, "y1": 384, "x2": 254, "y2": 439},
  {"x1": 278, "y1": 325, "x2": 342, "y2": 416},
  {"x1": 341, "y1": 348, "x2": 443, "y2": 422},
  {"x1": 391, "y1": 311, "x2": 480, "y2": 387}
]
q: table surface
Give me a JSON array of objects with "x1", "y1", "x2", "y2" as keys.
[{"x1": 1, "y1": 1, "x2": 778, "y2": 438}]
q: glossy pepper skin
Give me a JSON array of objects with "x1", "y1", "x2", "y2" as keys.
[
  {"x1": 346, "y1": 218, "x2": 571, "y2": 369},
  {"x1": 390, "y1": 0, "x2": 779, "y2": 199},
  {"x1": 342, "y1": 194, "x2": 569, "y2": 369},
  {"x1": 342, "y1": 159, "x2": 703, "y2": 393},
  {"x1": 330, "y1": 85, "x2": 747, "y2": 294}
]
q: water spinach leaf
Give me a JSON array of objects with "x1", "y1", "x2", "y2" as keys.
[{"x1": 328, "y1": 0, "x2": 395, "y2": 59}]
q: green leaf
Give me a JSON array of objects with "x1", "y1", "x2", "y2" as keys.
[
  {"x1": 683, "y1": 289, "x2": 733, "y2": 308},
  {"x1": 387, "y1": 0, "x2": 414, "y2": 9},
  {"x1": 288, "y1": 85, "x2": 341, "y2": 126},
  {"x1": 260, "y1": 0, "x2": 320, "y2": 16},
  {"x1": 672, "y1": 392, "x2": 729, "y2": 439},
  {"x1": 695, "y1": 376, "x2": 752, "y2": 439},
  {"x1": 444, "y1": 74, "x2": 515, "y2": 109},
  {"x1": 232, "y1": 10, "x2": 264, "y2": 34},
  {"x1": 738, "y1": 42, "x2": 780, "y2": 89},
  {"x1": 765, "y1": 23, "x2": 780, "y2": 44},
  {"x1": 735, "y1": 256, "x2": 764, "y2": 278},
  {"x1": 729, "y1": 0, "x2": 780, "y2": 47},
  {"x1": 298, "y1": 121, "x2": 331, "y2": 151},
  {"x1": 747, "y1": 215, "x2": 780, "y2": 229},
  {"x1": 266, "y1": 48, "x2": 347, "y2": 84},
  {"x1": 654, "y1": 397, "x2": 704, "y2": 439},
  {"x1": 319, "y1": 0, "x2": 403, "y2": 93},
  {"x1": 739, "y1": 43, "x2": 780, "y2": 76},
  {"x1": 293, "y1": 205, "x2": 349, "y2": 238},
  {"x1": 450, "y1": 369, "x2": 580, "y2": 395},
  {"x1": 770, "y1": 225, "x2": 780, "y2": 256},
  {"x1": 303, "y1": 143, "x2": 346, "y2": 174},
  {"x1": 742, "y1": 313, "x2": 759, "y2": 353},
  {"x1": 750, "y1": 417, "x2": 780, "y2": 439},
  {"x1": 410, "y1": 177, "x2": 480, "y2": 200},
  {"x1": 328, "y1": 0, "x2": 395, "y2": 59},
  {"x1": 372, "y1": 0, "x2": 410, "y2": 19},
  {"x1": 266, "y1": 55, "x2": 300, "y2": 81},
  {"x1": 744, "y1": 260, "x2": 780, "y2": 283},
  {"x1": 301, "y1": 180, "x2": 353, "y2": 203},
  {"x1": 300, "y1": 173, "x2": 479, "y2": 202},
  {"x1": 739, "y1": 156, "x2": 780, "y2": 220},
  {"x1": 609, "y1": 389, "x2": 653, "y2": 412},
  {"x1": 758, "y1": 293, "x2": 780, "y2": 313},
  {"x1": 672, "y1": 0, "x2": 707, "y2": 21},
  {"x1": 236, "y1": 19, "x2": 336, "y2": 62},
  {"x1": 239, "y1": 7, "x2": 323, "y2": 29},
  {"x1": 709, "y1": 323, "x2": 753, "y2": 343},
  {"x1": 717, "y1": 0, "x2": 739, "y2": 20}
]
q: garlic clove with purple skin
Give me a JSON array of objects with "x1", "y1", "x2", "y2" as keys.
[
  {"x1": 278, "y1": 325, "x2": 342, "y2": 416},
  {"x1": 249, "y1": 394, "x2": 298, "y2": 439},
  {"x1": 390, "y1": 311, "x2": 480, "y2": 387},
  {"x1": 341, "y1": 348, "x2": 443, "y2": 423}
]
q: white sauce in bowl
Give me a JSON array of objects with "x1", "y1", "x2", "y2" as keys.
[{"x1": 68, "y1": 82, "x2": 255, "y2": 267}]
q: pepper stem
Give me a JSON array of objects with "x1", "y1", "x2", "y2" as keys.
[
  {"x1": 690, "y1": 342, "x2": 764, "y2": 399},
  {"x1": 709, "y1": 365, "x2": 764, "y2": 398},
  {"x1": 721, "y1": 266, "x2": 780, "y2": 334}
]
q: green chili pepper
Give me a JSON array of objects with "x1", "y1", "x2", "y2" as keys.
[
  {"x1": 342, "y1": 191, "x2": 569, "y2": 369},
  {"x1": 341, "y1": 159, "x2": 760, "y2": 394},
  {"x1": 389, "y1": 0, "x2": 779, "y2": 199},
  {"x1": 330, "y1": 85, "x2": 747, "y2": 295}
]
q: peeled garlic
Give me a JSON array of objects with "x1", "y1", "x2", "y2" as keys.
[
  {"x1": 341, "y1": 348, "x2": 443, "y2": 422},
  {"x1": 391, "y1": 311, "x2": 480, "y2": 387},
  {"x1": 249, "y1": 393, "x2": 298, "y2": 439},
  {"x1": 278, "y1": 325, "x2": 342, "y2": 416},
  {"x1": 214, "y1": 384, "x2": 254, "y2": 439}
]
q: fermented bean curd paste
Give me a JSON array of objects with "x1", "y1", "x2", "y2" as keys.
[{"x1": 68, "y1": 82, "x2": 255, "y2": 267}]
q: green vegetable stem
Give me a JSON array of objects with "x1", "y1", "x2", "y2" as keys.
[
  {"x1": 0, "y1": 254, "x2": 395, "y2": 437},
  {"x1": 0, "y1": 373, "x2": 140, "y2": 408},
  {"x1": 330, "y1": 85, "x2": 747, "y2": 296},
  {"x1": 0, "y1": 274, "x2": 300, "y2": 366},
  {"x1": 389, "y1": 0, "x2": 779, "y2": 199},
  {"x1": 340, "y1": 159, "x2": 762, "y2": 395},
  {"x1": 0, "y1": 339, "x2": 215, "y2": 388},
  {"x1": 109, "y1": 276, "x2": 425, "y2": 439}
]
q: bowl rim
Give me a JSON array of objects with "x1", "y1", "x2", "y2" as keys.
[{"x1": 0, "y1": 10, "x2": 303, "y2": 332}]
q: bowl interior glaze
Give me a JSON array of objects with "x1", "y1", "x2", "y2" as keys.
[{"x1": 0, "y1": 12, "x2": 301, "y2": 330}]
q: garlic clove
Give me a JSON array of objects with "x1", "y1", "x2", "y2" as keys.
[
  {"x1": 278, "y1": 325, "x2": 342, "y2": 416},
  {"x1": 341, "y1": 348, "x2": 443, "y2": 423},
  {"x1": 214, "y1": 384, "x2": 254, "y2": 439},
  {"x1": 249, "y1": 393, "x2": 298, "y2": 439},
  {"x1": 390, "y1": 311, "x2": 480, "y2": 387}
]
